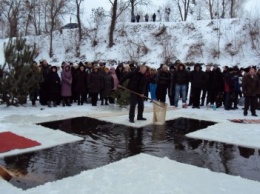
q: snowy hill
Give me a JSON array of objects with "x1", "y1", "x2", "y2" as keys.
[{"x1": 1, "y1": 18, "x2": 260, "y2": 68}]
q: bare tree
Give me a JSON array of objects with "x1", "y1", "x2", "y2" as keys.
[
  {"x1": 129, "y1": 0, "x2": 150, "y2": 17},
  {"x1": 0, "y1": 0, "x2": 24, "y2": 37},
  {"x1": 44, "y1": 0, "x2": 68, "y2": 57},
  {"x1": 23, "y1": 0, "x2": 35, "y2": 36},
  {"x1": 174, "y1": 0, "x2": 191, "y2": 21},
  {"x1": 108, "y1": 0, "x2": 130, "y2": 48},
  {"x1": 230, "y1": 0, "x2": 248, "y2": 18},
  {"x1": 69, "y1": 0, "x2": 84, "y2": 42},
  {"x1": 31, "y1": 0, "x2": 42, "y2": 35}
]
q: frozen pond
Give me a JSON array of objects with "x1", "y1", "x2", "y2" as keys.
[{"x1": 0, "y1": 117, "x2": 259, "y2": 190}]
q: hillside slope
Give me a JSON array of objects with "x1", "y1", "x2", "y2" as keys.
[{"x1": 1, "y1": 18, "x2": 259, "y2": 68}]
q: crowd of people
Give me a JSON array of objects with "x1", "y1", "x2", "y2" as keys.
[{"x1": 30, "y1": 59, "x2": 260, "y2": 118}]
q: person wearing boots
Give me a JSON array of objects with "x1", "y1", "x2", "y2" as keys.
[
  {"x1": 119, "y1": 65, "x2": 148, "y2": 123},
  {"x1": 100, "y1": 67, "x2": 114, "y2": 105},
  {"x1": 174, "y1": 63, "x2": 189, "y2": 108},
  {"x1": 242, "y1": 67, "x2": 259, "y2": 116},
  {"x1": 47, "y1": 66, "x2": 61, "y2": 107},
  {"x1": 88, "y1": 65, "x2": 103, "y2": 106},
  {"x1": 61, "y1": 63, "x2": 72, "y2": 106},
  {"x1": 257, "y1": 69, "x2": 260, "y2": 110},
  {"x1": 75, "y1": 62, "x2": 88, "y2": 105},
  {"x1": 189, "y1": 63, "x2": 205, "y2": 109}
]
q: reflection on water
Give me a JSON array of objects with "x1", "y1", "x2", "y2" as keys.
[{"x1": 0, "y1": 117, "x2": 260, "y2": 190}]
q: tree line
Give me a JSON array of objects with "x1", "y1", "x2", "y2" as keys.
[{"x1": 0, "y1": 0, "x2": 248, "y2": 53}]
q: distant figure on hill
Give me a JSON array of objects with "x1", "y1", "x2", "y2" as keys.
[
  {"x1": 165, "y1": 8, "x2": 171, "y2": 22},
  {"x1": 136, "y1": 14, "x2": 140, "y2": 22},
  {"x1": 152, "y1": 13, "x2": 156, "y2": 22},
  {"x1": 145, "y1": 13, "x2": 149, "y2": 22}
]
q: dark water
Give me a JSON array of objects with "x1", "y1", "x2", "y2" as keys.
[{"x1": 1, "y1": 117, "x2": 260, "y2": 190}]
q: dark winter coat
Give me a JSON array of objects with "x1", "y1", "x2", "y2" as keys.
[
  {"x1": 88, "y1": 71, "x2": 103, "y2": 93},
  {"x1": 223, "y1": 71, "x2": 234, "y2": 93},
  {"x1": 190, "y1": 69, "x2": 205, "y2": 88},
  {"x1": 47, "y1": 66, "x2": 61, "y2": 100},
  {"x1": 149, "y1": 73, "x2": 157, "y2": 84},
  {"x1": 119, "y1": 68, "x2": 147, "y2": 94},
  {"x1": 174, "y1": 64, "x2": 189, "y2": 85},
  {"x1": 101, "y1": 73, "x2": 114, "y2": 98},
  {"x1": 258, "y1": 73, "x2": 260, "y2": 95},
  {"x1": 61, "y1": 65, "x2": 72, "y2": 97},
  {"x1": 209, "y1": 68, "x2": 223, "y2": 92},
  {"x1": 242, "y1": 73, "x2": 259, "y2": 97},
  {"x1": 203, "y1": 70, "x2": 211, "y2": 90},
  {"x1": 116, "y1": 66, "x2": 124, "y2": 81},
  {"x1": 156, "y1": 71, "x2": 170, "y2": 86},
  {"x1": 75, "y1": 69, "x2": 88, "y2": 93}
]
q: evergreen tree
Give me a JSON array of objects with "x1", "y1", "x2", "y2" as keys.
[
  {"x1": 113, "y1": 79, "x2": 130, "y2": 107},
  {"x1": 0, "y1": 37, "x2": 39, "y2": 106}
]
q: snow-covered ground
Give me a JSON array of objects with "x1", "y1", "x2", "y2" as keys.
[
  {"x1": 0, "y1": 100, "x2": 260, "y2": 193},
  {"x1": 1, "y1": 18, "x2": 260, "y2": 68}
]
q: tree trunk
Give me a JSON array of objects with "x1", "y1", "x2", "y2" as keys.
[
  {"x1": 230, "y1": 0, "x2": 234, "y2": 18},
  {"x1": 108, "y1": 0, "x2": 117, "y2": 48},
  {"x1": 76, "y1": 0, "x2": 82, "y2": 42},
  {"x1": 49, "y1": 30, "x2": 53, "y2": 57},
  {"x1": 184, "y1": 0, "x2": 190, "y2": 21},
  {"x1": 220, "y1": 0, "x2": 226, "y2": 18},
  {"x1": 209, "y1": 0, "x2": 214, "y2": 19},
  {"x1": 131, "y1": 0, "x2": 134, "y2": 17},
  {"x1": 177, "y1": 0, "x2": 184, "y2": 21},
  {"x1": 9, "y1": 19, "x2": 18, "y2": 38}
]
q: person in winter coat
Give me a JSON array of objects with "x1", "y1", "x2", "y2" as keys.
[
  {"x1": 168, "y1": 65, "x2": 176, "y2": 106},
  {"x1": 149, "y1": 68, "x2": 158, "y2": 101},
  {"x1": 119, "y1": 65, "x2": 148, "y2": 123},
  {"x1": 136, "y1": 14, "x2": 140, "y2": 22},
  {"x1": 100, "y1": 67, "x2": 114, "y2": 105},
  {"x1": 208, "y1": 65, "x2": 223, "y2": 107},
  {"x1": 174, "y1": 63, "x2": 189, "y2": 108},
  {"x1": 116, "y1": 63, "x2": 125, "y2": 81},
  {"x1": 257, "y1": 69, "x2": 260, "y2": 110},
  {"x1": 61, "y1": 63, "x2": 72, "y2": 106},
  {"x1": 109, "y1": 67, "x2": 119, "y2": 104},
  {"x1": 144, "y1": 66, "x2": 151, "y2": 101},
  {"x1": 223, "y1": 67, "x2": 235, "y2": 110},
  {"x1": 47, "y1": 66, "x2": 61, "y2": 107},
  {"x1": 39, "y1": 59, "x2": 51, "y2": 105},
  {"x1": 200, "y1": 64, "x2": 211, "y2": 106},
  {"x1": 88, "y1": 65, "x2": 103, "y2": 106},
  {"x1": 231, "y1": 66, "x2": 241, "y2": 109},
  {"x1": 242, "y1": 67, "x2": 259, "y2": 116},
  {"x1": 71, "y1": 63, "x2": 79, "y2": 103},
  {"x1": 145, "y1": 14, "x2": 149, "y2": 22},
  {"x1": 152, "y1": 13, "x2": 156, "y2": 22},
  {"x1": 156, "y1": 65, "x2": 170, "y2": 103},
  {"x1": 75, "y1": 63, "x2": 88, "y2": 105},
  {"x1": 189, "y1": 63, "x2": 205, "y2": 109}
]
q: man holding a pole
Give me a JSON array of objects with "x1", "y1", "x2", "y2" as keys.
[{"x1": 119, "y1": 65, "x2": 148, "y2": 123}]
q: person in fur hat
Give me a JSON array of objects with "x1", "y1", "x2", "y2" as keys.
[
  {"x1": 47, "y1": 66, "x2": 61, "y2": 107},
  {"x1": 173, "y1": 63, "x2": 189, "y2": 108},
  {"x1": 75, "y1": 62, "x2": 88, "y2": 105},
  {"x1": 242, "y1": 67, "x2": 259, "y2": 116},
  {"x1": 189, "y1": 63, "x2": 205, "y2": 109},
  {"x1": 100, "y1": 67, "x2": 114, "y2": 105},
  {"x1": 61, "y1": 63, "x2": 72, "y2": 106}
]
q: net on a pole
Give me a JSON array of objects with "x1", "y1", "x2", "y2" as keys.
[{"x1": 153, "y1": 101, "x2": 167, "y2": 125}]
